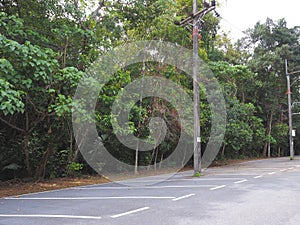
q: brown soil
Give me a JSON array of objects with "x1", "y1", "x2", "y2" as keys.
[
  {"x1": 210, "y1": 158, "x2": 258, "y2": 167},
  {"x1": 0, "y1": 158, "x2": 260, "y2": 198},
  {"x1": 0, "y1": 176, "x2": 110, "y2": 198}
]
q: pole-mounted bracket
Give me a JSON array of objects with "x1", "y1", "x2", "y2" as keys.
[
  {"x1": 174, "y1": 5, "x2": 216, "y2": 27},
  {"x1": 174, "y1": 0, "x2": 216, "y2": 27}
]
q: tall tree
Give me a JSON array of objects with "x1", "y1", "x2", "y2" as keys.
[
  {"x1": 237, "y1": 18, "x2": 300, "y2": 157},
  {"x1": 0, "y1": 0, "x2": 117, "y2": 178}
]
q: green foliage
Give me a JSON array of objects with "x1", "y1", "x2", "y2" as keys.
[
  {"x1": 0, "y1": 77, "x2": 24, "y2": 115},
  {"x1": 2, "y1": 163, "x2": 21, "y2": 171},
  {"x1": 68, "y1": 162, "x2": 84, "y2": 172},
  {"x1": 209, "y1": 61, "x2": 266, "y2": 157},
  {"x1": 272, "y1": 123, "x2": 289, "y2": 152},
  {"x1": 0, "y1": 2, "x2": 95, "y2": 178},
  {"x1": 1, "y1": 1, "x2": 299, "y2": 180},
  {"x1": 193, "y1": 172, "x2": 202, "y2": 177},
  {"x1": 237, "y1": 18, "x2": 300, "y2": 157}
]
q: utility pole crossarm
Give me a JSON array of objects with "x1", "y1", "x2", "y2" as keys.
[{"x1": 176, "y1": 6, "x2": 216, "y2": 26}]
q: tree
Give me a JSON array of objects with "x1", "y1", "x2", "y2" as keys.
[
  {"x1": 0, "y1": 0, "x2": 112, "y2": 178},
  {"x1": 238, "y1": 18, "x2": 300, "y2": 157},
  {"x1": 209, "y1": 61, "x2": 265, "y2": 158}
]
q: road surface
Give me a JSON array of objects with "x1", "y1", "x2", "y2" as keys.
[{"x1": 1, "y1": 157, "x2": 300, "y2": 225}]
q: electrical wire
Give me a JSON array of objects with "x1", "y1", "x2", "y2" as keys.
[
  {"x1": 219, "y1": 16, "x2": 246, "y2": 35},
  {"x1": 215, "y1": 10, "x2": 247, "y2": 37}
]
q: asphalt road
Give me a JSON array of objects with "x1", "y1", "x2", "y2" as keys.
[{"x1": 1, "y1": 157, "x2": 300, "y2": 225}]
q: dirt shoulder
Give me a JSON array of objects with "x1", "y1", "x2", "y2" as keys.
[
  {"x1": 0, "y1": 158, "x2": 260, "y2": 198},
  {"x1": 0, "y1": 176, "x2": 109, "y2": 198}
]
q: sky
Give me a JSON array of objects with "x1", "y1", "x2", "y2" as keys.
[{"x1": 217, "y1": 0, "x2": 300, "y2": 41}]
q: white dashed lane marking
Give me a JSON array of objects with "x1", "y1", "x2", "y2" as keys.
[
  {"x1": 0, "y1": 214, "x2": 102, "y2": 220},
  {"x1": 234, "y1": 179, "x2": 247, "y2": 184},
  {"x1": 122, "y1": 178, "x2": 249, "y2": 183},
  {"x1": 110, "y1": 207, "x2": 150, "y2": 218},
  {"x1": 210, "y1": 185, "x2": 226, "y2": 191},
  {"x1": 4, "y1": 196, "x2": 175, "y2": 200},
  {"x1": 3, "y1": 161, "x2": 300, "y2": 223},
  {"x1": 74, "y1": 185, "x2": 215, "y2": 190},
  {"x1": 172, "y1": 194, "x2": 195, "y2": 201}
]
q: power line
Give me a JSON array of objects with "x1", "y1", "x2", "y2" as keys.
[{"x1": 219, "y1": 15, "x2": 246, "y2": 35}]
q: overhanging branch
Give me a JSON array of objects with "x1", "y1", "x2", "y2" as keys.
[{"x1": 0, "y1": 116, "x2": 25, "y2": 133}]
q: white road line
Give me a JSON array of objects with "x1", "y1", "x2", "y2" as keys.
[
  {"x1": 188, "y1": 178, "x2": 246, "y2": 181},
  {"x1": 296, "y1": 165, "x2": 300, "y2": 168},
  {"x1": 111, "y1": 207, "x2": 150, "y2": 218},
  {"x1": 172, "y1": 194, "x2": 195, "y2": 201},
  {"x1": 253, "y1": 175, "x2": 263, "y2": 179},
  {"x1": 268, "y1": 172, "x2": 276, "y2": 175},
  {"x1": 123, "y1": 178, "x2": 247, "y2": 183},
  {"x1": 234, "y1": 179, "x2": 247, "y2": 184},
  {"x1": 210, "y1": 174, "x2": 260, "y2": 176},
  {"x1": 4, "y1": 196, "x2": 174, "y2": 200},
  {"x1": 74, "y1": 185, "x2": 215, "y2": 190},
  {"x1": 280, "y1": 169, "x2": 288, "y2": 172},
  {"x1": 210, "y1": 185, "x2": 226, "y2": 190},
  {"x1": 288, "y1": 167, "x2": 294, "y2": 170},
  {"x1": 0, "y1": 214, "x2": 101, "y2": 220},
  {"x1": 230, "y1": 167, "x2": 286, "y2": 170}
]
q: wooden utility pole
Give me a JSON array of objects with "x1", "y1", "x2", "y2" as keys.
[
  {"x1": 286, "y1": 59, "x2": 294, "y2": 160},
  {"x1": 192, "y1": 0, "x2": 201, "y2": 175},
  {"x1": 285, "y1": 59, "x2": 300, "y2": 160},
  {"x1": 175, "y1": 1, "x2": 216, "y2": 175}
]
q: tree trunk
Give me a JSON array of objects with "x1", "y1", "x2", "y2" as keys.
[
  {"x1": 147, "y1": 147, "x2": 156, "y2": 171},
  {"x1": 159, "y1": 153, "x2": 163, "y2": 169},
  {"x1": 181, "y1": 144, "x2": 187, "y2": 168},
  {"x1": 62, "y1": 37, "x2": 68, "y2": 68},
  {"x1": 68, "y1": 128, "x2": 73, "y2": 165},
  {"x1": 34, "y1": 144, "x2": 53, "y2": 179},
  {"x1": 24, "y1": 96, "x2": 31, "y2": 175},
  {"x1": 24, "y1": 134, "x2": 31, "y2": 175},
  {"x1": 154, "y1": 147, "x2": 158, "y2": 174},
  {"x1": 262, "y1": 142, "x2": 268, "y2": 158},
  {"x1": 221, "y1": 142, "x2": 226, "y2": 156},
  {"x1": 263, "y1": 111, "x2": 273, "y2": 157},
  {"x1": 134, "y1": 140, "x2": 139, "y2": 175},
  {"x1": 70, "y1": 126, "x2": 89, "y2": 168}
]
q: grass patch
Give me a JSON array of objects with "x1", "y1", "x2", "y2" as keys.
[{"x1": 193, "y1": 172, "x2": 202, "y2": 177}]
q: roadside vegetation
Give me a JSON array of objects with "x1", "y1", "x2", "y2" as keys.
[{"x1": 1, "y1": 0, "x2": 300, "y2": 183}]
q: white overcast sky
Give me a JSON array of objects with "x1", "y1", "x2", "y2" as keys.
[{"x1": 217, "y1": 0, "x2": 300, "y2": 41}]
